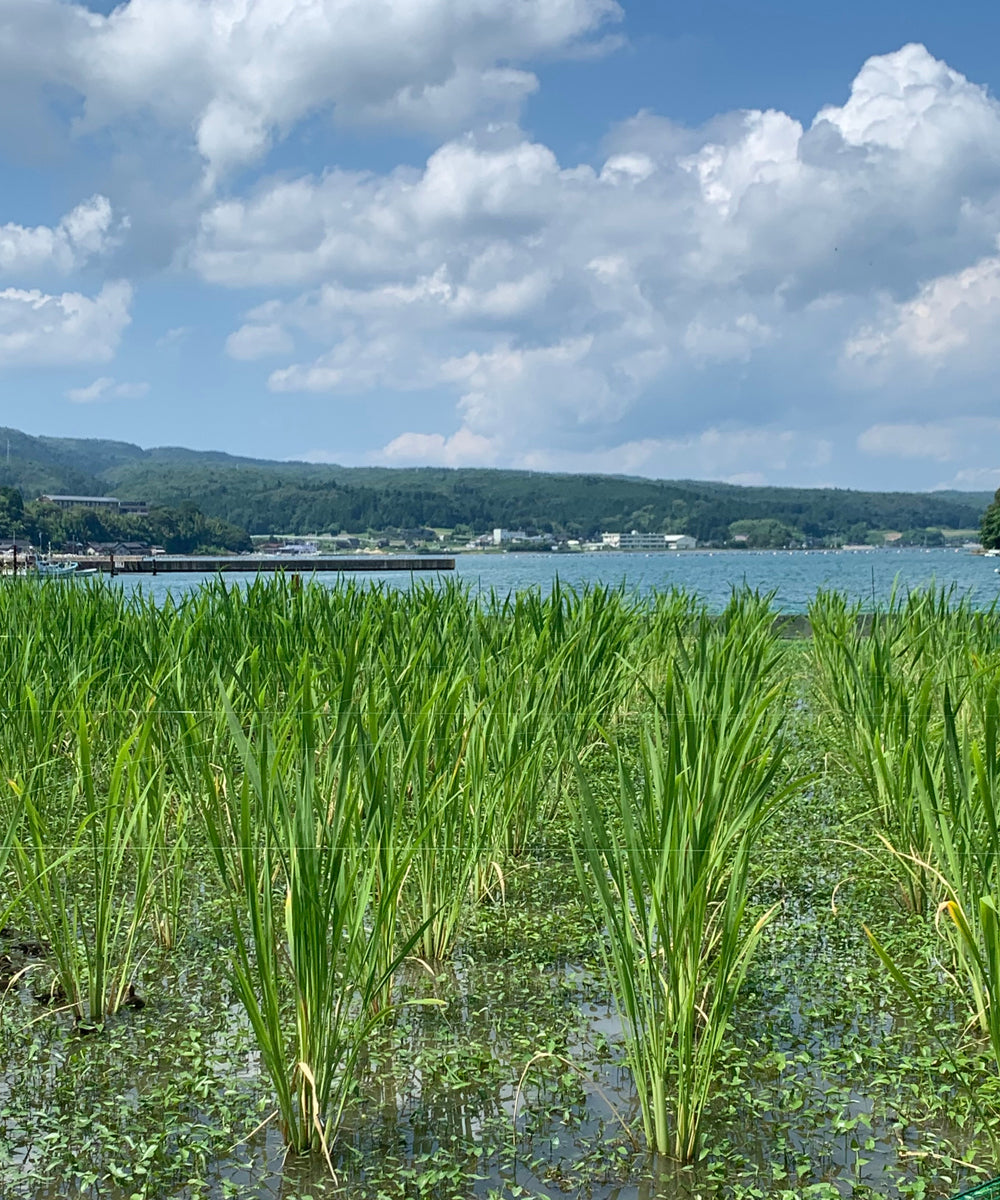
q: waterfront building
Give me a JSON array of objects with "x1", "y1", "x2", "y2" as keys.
[
  {"x1": 601, "y1": 531, "x2": 697, "y2": 550},
  {"x1": 40, "y1": 494, "x2": 149, "y2": 515}
]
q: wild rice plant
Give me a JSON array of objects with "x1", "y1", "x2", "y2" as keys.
[
  {"x1": 352, "y1": 686, "x2": 431, "y2": 1017},
  {"x1": 198, "y1": 660, "x2": 417, "y2": 1157},
  {"x1": 809, "y1": 589, "x2": 952, "y2": 912},
  {"x1": 136, "y1": 778, "x2": 191, "y2": 951},
  {"x1": 547, "y1": 582, "x2": 637, "y2": 764},
  {"x1": 871, "y1": 679, "x2": 1000, "y2": 1071},
  {"x1": 393, "y1": 676, "x2": 488, "y2": 963},
  {"x1": 572, "y1": 609, "x2": 797, "y2": 1161},
  {"x1": 848, "y1": 676, "x2": 942, "y2": 914},
  {"x1": 8, "y1": 706, "x2": 161, "y2": 1025},
  {"x1": 478, "y1": 662, "x2": 556, "y2": 860}
]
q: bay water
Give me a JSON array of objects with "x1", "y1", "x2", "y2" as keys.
[{"x1": 110, "y1": 546, "x2": 998, "y2": 612}]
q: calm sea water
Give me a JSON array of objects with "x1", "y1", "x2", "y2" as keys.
[{"x1": 108, "y1": 547, "x2": 1000, "y2": 613}]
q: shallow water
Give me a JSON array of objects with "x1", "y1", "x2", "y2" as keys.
[
  {"x1": 100, "y1": 547, "x2": 997, "y2": 612},
  {"x1": 4, "y1": 845, "x2": 993, "y2": 1200}
]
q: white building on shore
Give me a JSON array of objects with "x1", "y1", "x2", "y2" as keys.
[
  {"x1": 602, "y1": 531, "x2": 697, "y2": 550},
  {"x1": 40, "y1": 494, "x2": 149, "y2": 515},
  {"x1": 493, "y1": 527, "x2": 528, "y2": 544}
]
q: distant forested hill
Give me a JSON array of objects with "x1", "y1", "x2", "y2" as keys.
[{"x1": 0, "y1": 426, "x2": 989, "y2": 542}]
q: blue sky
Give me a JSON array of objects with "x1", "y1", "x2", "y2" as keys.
[{"x1": 3, "y1": 0, "x2": 1000, "y2": 491}]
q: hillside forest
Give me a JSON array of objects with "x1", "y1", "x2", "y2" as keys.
[{"x1": 0, "y1": 426, "x2": 993, "y2": 551}]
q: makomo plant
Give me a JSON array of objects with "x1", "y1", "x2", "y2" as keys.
[
  {"x1": 7, "y1": 700, "x2": 162, "y2": 1027},
  {"x1": 572, "y1": 601, "x2": 802, "y2": 1162},
  {"x1": 197, "y1": 655, "x2": 423, "y2": 1161}
]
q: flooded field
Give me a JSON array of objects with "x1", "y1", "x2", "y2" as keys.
[{"x1": 0, "y1": 578, "x2": 998, "y2": 1199}]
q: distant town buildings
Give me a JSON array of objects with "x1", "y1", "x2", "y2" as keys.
[
  {"x1": 85, "y1": 540, "x2": 153, "y2": 556},
  {"x1": 493, "y1": 527, "x2": 528, "y2": 544},
  {"x1": 602, "y1": 531, "x2": 697, "y2": 550},
  {"x1": 40, "y1": 494, "x2": 149, "y2": 515}
]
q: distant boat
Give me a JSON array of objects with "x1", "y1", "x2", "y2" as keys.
[
  {"x1": 33, "y1": 559, "x2": 97, "y2": 579},
  {"x1": 34, "y1": 559, "x2": 80, "y2": 578}
]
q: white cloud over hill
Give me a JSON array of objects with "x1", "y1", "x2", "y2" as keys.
[
  {"x1": 188, "y1": 43, "x2": 1000, "y2": 475},
  {"x1": 3, "y1": 14, "x2": 1000, "y2": 485},
  {"x1": 0, "y1": 281, "x2": 132, "y2": 367},
  {"x1": 0, "y1": 196, "x2": 120, "y2": 277},
  {"x1": 0, "y1": 0, "x2": 620, "y2": 177}
]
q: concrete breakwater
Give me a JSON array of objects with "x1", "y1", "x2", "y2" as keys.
[{"x1": 71, "y1": 555, "x2": 456, "y2": 574}]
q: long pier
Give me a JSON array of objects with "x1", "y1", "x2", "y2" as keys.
[{"x1": 79, "y1": 555, "x2": 456, "y2": 574}]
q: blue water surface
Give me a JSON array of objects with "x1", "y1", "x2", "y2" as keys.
[{"x1": 108, "y1": 547, "x2": 1000, "y2": 613}]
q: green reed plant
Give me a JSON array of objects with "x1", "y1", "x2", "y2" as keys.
[
  {"x1": 809, "y1": 589, "x2": 904, "y2": 745},
  {"x1": 572, "y1": 609, "x2": 797, "y2": 1162},
  {"x1": 861, "y1": 692, "x2": 941, "y2": 915},
  {"x1": 392, "y1": 674, "x2": 487, "y2": 962},
  {"x1": 136, "y1": 779, "x2": 191, "y2": 951},
  {"x1": 353, "y1": 685, "x2": 432, "y2": 1018},
  {"x1": 477, "y1": 660, "x2": 557, "y2": 860},
  {"x1": 8, "y1": 704, "x2": 161, "y2": 1026},
  {"x1": 870, "y1": 678, "x2": 1000, "y2": 1074},
  {"x1": 809, "y1": 589, "x2": 954, "y2": 913},
  {"x1": 546, "y1": 582, "x2": 638, "y2": 764},
  {"x1": 198, "y1": 658, "x2": 419, "y2": 1158}
]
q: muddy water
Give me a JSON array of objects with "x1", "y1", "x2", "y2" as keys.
[{"x1": 1, "y1": 860, "x2": 996, "y2": 1199}]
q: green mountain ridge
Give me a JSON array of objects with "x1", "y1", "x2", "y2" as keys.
[{"x1": 0, "y1": 426, "x2": 990, "y2": 543}]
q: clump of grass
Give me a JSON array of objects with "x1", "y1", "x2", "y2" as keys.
[
  {"x1": 7, "y1": 704, "x2": 161, "y2": 1026},
  {"x1": 870, "y1": 677, "x2": 1000, "y2": 1077},
  {"x1": 571, "y1": 595, "x2": 800, "y2": 1161},
  {"x1": 197, "y1": 657, "x2": 422, "y2": 1157},
  {"x1": 809, "y1": 589, "x2": 952, "y2": 913}
]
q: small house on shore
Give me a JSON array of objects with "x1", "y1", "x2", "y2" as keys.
[{"x1": 86, "y1": 541, "x2": 150, "y2": 556}]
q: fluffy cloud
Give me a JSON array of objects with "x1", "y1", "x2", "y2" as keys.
[
  {"x1": 196, "y1": 43, "x2": 1000, "y2": 472},
  {"x1": 155, "y1": 326, "x2": 191, "y2": 348},
  {"x1": 858, "y1": 419, "x2": 1000, "y2": 462},
  {"x1": 66, "y1": 376, "x2": 149, "y2": 403},
  {"x1": 844, "y1": 252, "x2": 1000, "y2": 381},
  {"x1": 10, "y1": 24, "x2": 1000, "y2": 485},
  {"x1": 858, "y1": 422, "x2": 958, "y2": 461},
  {"x1": 1, "y1": 0, "x2": 620, "y2": 176},
  {"x1": 816, "y1": 42, "x2": 995, "y2": 155},
  {"x1": 381, "y1": 428, "x2": 497, "y2": 466},
  {"x1": 378, "y1": 424, "x2": 833, "y2": 478},
  {"x1": 0, "y1": 196, "x2": 119, "y2": 277},
  {"x1": 940, "y1": 467, "x2": 1000, "y2": 491},
  {"x1": 195, "y1": 139, "x2": 574, "y2": 289},
  {"x1": 225, "y1": 322, "x2": 294, "y2": 361},
  {"x1": 0, "y1": 281, "x2": 132, "y2": 367}
]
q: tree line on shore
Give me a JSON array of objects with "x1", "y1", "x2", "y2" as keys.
[
  {"x1": 104, "y1": 464, "x2": 988, "y2": 545},
  {"x1": 0, "y1": 425, "x2": 994, "y2": 550},
  {"x1": 0, "y1": 489, "x2": 252, "y2": 555}
]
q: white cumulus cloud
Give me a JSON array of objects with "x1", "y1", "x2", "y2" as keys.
[
  {"x1": 844, "y1": 252, "x2": 1000, "y2": 380},
  {"x1": 11, "y1": 23, "x2": 1000, "y2": 486},
  {"x1": 378, "y1": 424, "x2": 833, "y2": 477},
  {"x1": 0, "y1": 281, "x2": 132, "y2": 367},
  {"x1": 858, "y1": 419, "x2": 1000, "y2": 462},
  {"x1": 225, "y1": 322, "x2": 294, "y2": 361},
  {"x1": 1, "y1": 0, "x2": 621, "y2": 177},
  {"x1": 0, "y1": 196, "x2": 120, "y2": 277},
  {"x1": 187, "y1": 42, "x2": 1000, "y2": 473},
  {"x1": 381, "y1": 428, "x2": 497, "y2": 466},
  {"x1": 66, "y1": 376, "x2": 149, "y2": 403}
]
